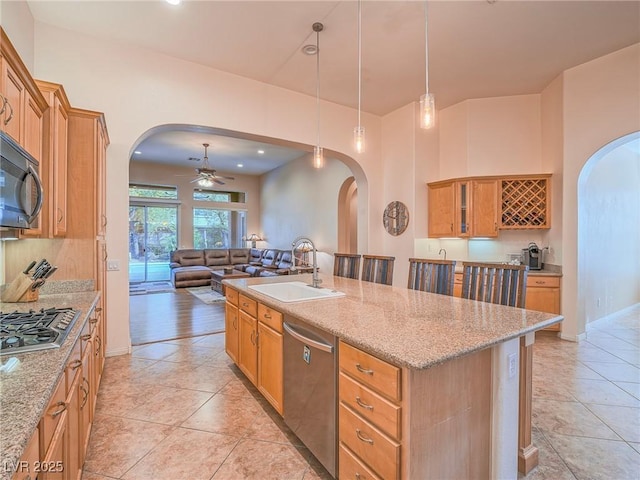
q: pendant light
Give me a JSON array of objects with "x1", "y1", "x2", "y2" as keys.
[
  {"x1": 354, "y1": 0, "x2": 365, "y2": 153},
  {"x1": 419, "y1": 1, "x2": 435, "y2": 129},
  {"x1": 312, "y1": 22, "x2": 325, "y2": 169}
]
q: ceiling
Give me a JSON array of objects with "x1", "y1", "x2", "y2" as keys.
[{"x1": 27, "y1": 0, "x2": 640, "y2": 175}]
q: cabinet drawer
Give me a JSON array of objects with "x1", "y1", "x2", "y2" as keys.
[
  {"x1": 339, "y1": 443, "x2": 382, "y2": 480},
  {"x1": 339, "y1": 403, "x2": 400, "y2": 480},
  {"x1": 65, "y1": 339, "x2": 82, "y2": 395},
  {"x1": 226, "y1": 287, "x2": 239, "y2": 306},
  {"x1": 340, "y1": 341, "x2": 401, "y2": 402},
  {"x1": 527, "y1": 276, "x2": 560, "y2": 288},
  {"x1": 239, "y1": 294, "x2": 257, "y2": 317},
  {"x1": 258, "y1": 303, "x2": 282, "y2": 333},
  {"x1": 339, "y1": 372, "x2": 401, "y2": 440}
]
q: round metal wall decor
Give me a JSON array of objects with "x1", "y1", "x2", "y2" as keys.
[{"x1": 383, "y1": 201, "x2": 409, "y2": 236}]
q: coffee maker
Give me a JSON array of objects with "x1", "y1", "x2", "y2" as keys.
[{"x1": 522, "y1": 242, "x2": 543, "y2": 270}]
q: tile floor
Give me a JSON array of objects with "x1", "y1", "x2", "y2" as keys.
[{"x1": 82, "y1": 306, "x2": 639, "y2": 480}]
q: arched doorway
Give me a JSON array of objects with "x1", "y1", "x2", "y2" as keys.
[
  {"x1": 337, "y1": 177, "x2": 358, "y2": 253},
  {"x1": 577, "y1": 132, "x2": 640, "y2": 330}
]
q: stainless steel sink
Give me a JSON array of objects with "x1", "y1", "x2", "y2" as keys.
[{"x1": 248, "y1": 281, "x2": 345, "y2": 303}]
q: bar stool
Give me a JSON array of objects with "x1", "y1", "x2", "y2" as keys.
[
  {"x1": 407, "y1": 258, "x2": 457, "y2": 296},
  {"x1": 333, "y1": 253, "x2": 361, "y2": 280},
  {"x1": 361, "y1": 255, "x2": 395, "y2": 286},
  {"x1": 461, "y1": 261, "x2": 529, "y2": 307}
]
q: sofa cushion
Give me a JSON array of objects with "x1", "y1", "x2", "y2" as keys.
[
  {"x1": 170, "y1": 265, "x2": 212, "y2": 288},
  {"x1": 260, "y1": 249, "x2": 282, "y2": 268},
  {"x1": 249, "y1": 248, "x2": 264, "y2": 264},
  {"x1": 171, "y1": 249, "x2": 205, "y2": 267},
  {"x1": 204, "y1": 249, "x2": 230, "y2": 267},
  {"x1": 275, "y1": 251, "x2": 294, "y2": 270},
  {"x1": 229, "y1": 248, "x2": 250, "y2": 264}
]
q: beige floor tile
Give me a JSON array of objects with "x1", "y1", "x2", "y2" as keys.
[
  {"x1": 83, "y1": 413, "x2": 174, "y2": 478},
  {"x1": 159, "y1": 344, "x2": 226, "y2": 365},
  {"x1": 211, "y1": 438, "x2": 310, "y2": 480},
  {"x1": 533, "y1": 374, "x2": 577, "y2": 402},
  {"x1": 631, "y1": 443, "x2": 640, "y2": 454},
  {"x1": 575, "y1": 344, "x2": 627, "y2": 363},
  {"x1": 544, "y1": 432, "x2": 640, "y2": 480},
  {"x1": 126, "y1": 385, "x2": 213, "y2": 426},
  {"x1": 193, "y1": 333, "x2": 226, "y2": 349},
  {"x1": 566, "y1": 378, "x2": 640, "y2": 407},
  {"x1": 81, "y1": 472, "x2": 119, "y2": 480},
  {"x1": 615, "y1": 381, "x2": 640, "y2": 400},
  {"x1": 95, "y1": 379, "x2": 158, "y2": 417},
  {"x1": 121, "y1": 427, "x2": 239, "y2": 480},
  {"x1": 609, "y1": 348, "x2": 640, "y2": 366},
  {"x1": 584, "y1": 403, "x2": 640, "y2": 443},
  {"x1": 131, "y1": 359, "x2": 236, "y2": 393},
  {"x1": 181, "y1": 393, "x2": 265, "y2": 436},
  {"x1": 131, "y1": 342, "x2": 182, "y2": 360},
  {"x1": 581, "y1": 361, "x2": 640, "y2": 383},
  {"x1": 520, "y1": 428, "x2": 577, "y2": 480},
  {"x1": 217, "y1": 376, "x2": 258, "y2": 398},
  {"x1": 532, "y1": 398, "x2": 620, "y2": 440}
]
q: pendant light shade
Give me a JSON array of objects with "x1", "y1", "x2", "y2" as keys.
[
  {"x1": 312, "y1": 22, "x2": 325, "y2": 169},
  {"x1": 419, "y1": 1, "x2": 436, "y2": 129},
  {"x1": 354, "y1": 0, "x2": 365, "y2": 153}
]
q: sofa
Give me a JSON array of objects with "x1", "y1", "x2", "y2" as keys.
[{"x1": 169, "y1": 247, "x2": 297, "y2": 288}]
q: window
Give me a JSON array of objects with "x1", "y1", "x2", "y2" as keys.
[
  {"x1": 129, "y1": 184, "x2": 178, "y2": 200},
  {"x1": 193, "y1": 208, "x2": 246, "y2": 248},
  {"x1": 193, "y1": 188, "x2": 246, "y2": 203}
]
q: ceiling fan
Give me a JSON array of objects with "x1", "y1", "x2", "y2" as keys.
[{"x1": 190, "y1": 143, "x2": 235, "y2": 186}]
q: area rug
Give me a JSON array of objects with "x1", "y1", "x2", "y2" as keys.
[
  {"x1": 129, "y1": 281, "x2": 175, "y2": 296},
  {"x1": 186, "y1": 286, "x2": 226, "y2": 304}
]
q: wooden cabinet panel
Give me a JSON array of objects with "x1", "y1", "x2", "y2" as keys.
[
  {"x1": 258, "y1": 303, "x2": 283, "y2": 333},
  {"x1": 526, "y1": 275, "x2": 561, "y2": 332},
  {"x1": 0, "y1": 57, "x2": 24, "y2": 142},
  {"x1": 427, "y1": 181, "x2": 455, "y2": 237},
  {"x1": 340, "y1": 341, "x2": 401, "y2": 402},
  {"x1": 11, "y1": 427, "x2": 39, "y2": 480},
  {"x1": 39, "y1": 409, "x2": 68, "y2": 480},
  {"x1": 225, "y1": 301, "x2": 239, "y2": 363},
  {"x1": 500, "y1": 176, "x2": 551, "y2": 229},
  {"x1": 65, "y1": 367, "x2": 82, "y2": 480},
  {"x1": 238, "y1": 311, "x2": 258, "y2": 385},
  {"x1": 471, "y1": 179, "x2": 498, "y2": 237},
  {"x1": 257, "y1": 322, "x2": 283, "y2": 414},
  {"x1": 226, "y1": 287, "x2": 239, "y2": 306},
  {"x1": 238, "y1": 294, "x2": 257, "y2": 317},
  {"x1": 339, "y1": 443, "x2": 382, "y2": 480}
]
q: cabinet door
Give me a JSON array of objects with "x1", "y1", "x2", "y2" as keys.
[
  {"x1": 79, "y1": 342, "x2": 93, "y2": 462},
  {"x1": 40, "y1": 409, "x2": 68, "y2": 480},
  {"x1": 526, "y1": 276, "x2": 561, "y2": 331},
  {"x1": 96, "y1": 121, "x2": 108, "y2": 238},
  {"x1": 428, "y1": 182, "x2": 455, "y2": 237},
  {"x1": 238, "y1": 311, "x2": 258, "y2": 385},
  {"x1": 0, "y1": 58, "x2": 23, "y2": 142},
  {"x1": 53, "y1": 96, "x2": 68, "y2": 237},
  {"x1": 22, "y1": 90, "x2": 43, "y2": 162},
  {"x1": 257, "y1": 322, "x2": 283, "y2": 414},
  {"x1": 65, "y1": 368, "x2": 82, "y2": 480},
  {"x1": 455, "y1": 181, "x2": 470, "y2": 237},
  {"x1": 471, "y1": 179, "x2": 498, "y2": 237},
  {"x1": 225, "y1": 302, "x2": 239, "y2": 363}
]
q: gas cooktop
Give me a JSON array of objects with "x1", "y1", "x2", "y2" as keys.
[{"x1": 0, "y1": 308, "x2": 80, "y2": 355}]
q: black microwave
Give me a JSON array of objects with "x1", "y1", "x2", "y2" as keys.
[{"x1": 0, "y1": 130, "x2": 43, "y2": 229}]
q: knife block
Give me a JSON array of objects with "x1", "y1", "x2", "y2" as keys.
[{"x1": 0, "y1": 273, "x2": 40, "y2": 303}]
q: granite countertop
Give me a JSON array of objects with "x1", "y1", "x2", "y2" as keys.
[
  {"x1": 0, "y1": 291, "x2": 100, "y2": 480},
  {"x1": 224, "y1": 274, "x2": 562, "y2": 370}
]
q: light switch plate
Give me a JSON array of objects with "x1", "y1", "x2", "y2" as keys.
[
  {"x1": 107, "y1": 260, "x2": 120, "y2": 271},
  {"x1": 508, "y1": 353, "x2": 517, "y2": 378}
]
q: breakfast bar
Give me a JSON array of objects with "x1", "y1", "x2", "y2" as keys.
[{"x1": 223, "y1": 273, "x2": 563, "y2": 479}]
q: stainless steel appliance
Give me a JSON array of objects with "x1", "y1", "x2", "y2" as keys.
[
  {"x1": 0, "y1": 308, "x2": 80, "y2": 355},
  {"x1": 522, "y1": 242, "x2": 543, "y2": 270},
  {"x1": 283, "y1": 317, "x2": 337, "y2": 477},
  {"x1": 0, "y1": 130, "x2": 43, "y2": 229}
]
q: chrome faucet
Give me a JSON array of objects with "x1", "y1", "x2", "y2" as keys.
[
  {"x1": 291, "y1": 236, "x2": 322, "y2": 288},
  {"x1": 439, "y1": 248, "x2": 447, "y2": 260}
]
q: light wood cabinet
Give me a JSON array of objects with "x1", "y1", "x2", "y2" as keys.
[
  {"x1": 11, "y1": 427, "x2": 39, "y2": 480},
  {"x1": 225, "y1": 289, "x2": 284, "y2": 414},
  {"x1": 526, "y1": 275, "x2": 561, "y2": 331},
  {"x1": 36, "y1": 80, "x2": 70, "y2": 238},
  {"x1": 428, "y1": 174, "x2": 550, "y2": 237}
]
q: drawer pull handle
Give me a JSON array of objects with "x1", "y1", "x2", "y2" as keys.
[
  {"x1": 355, "y1": 474, "x2": 362, "y2": 480},
  {"x1": 355, "y1": 396, "x2": 374, "y2": 411},
  {"x1": 90, "y1": 318, "x2": 98, "y2": 324},
  {"x1": 51, "y1": 401, "x2": 67, "y2": 418},
  {"x1": 535, "y1": 280, "x2": 545, "y2": 284},
  {"x1": 355, "y1": 429, "x2": 374, "y2": 445},
  {"x1": 355, "y1": 363, "x2": 374, "y2": 375},
  {"x1": 81, "y1": 334, "x2": 91, "y2": 341},
  {"x1": 242, "y1": 302, "x2": 249, "y2": 308},
  {"x1": 264, "y1": 313, "x2": 272, "y2": 319},
  {"x1": 69, "y1": 359, "x2": 82, "y2": 370},
  {"x1": 80, "y1": 378, "x2": 90, "y2": 408}
]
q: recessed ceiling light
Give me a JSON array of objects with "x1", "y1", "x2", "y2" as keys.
[
  {"x1": 166, "y1": 0, "x2": 181, "y2": 5},
  {"x1": 237, "y1": 163, "x2": 244, "y2": 168},
  {"x1": 257, "y1": 149, "x2": 265, "y2": 154},
  {"x1": 134, "y1": 150, "x2": 142, "y2": 155}
]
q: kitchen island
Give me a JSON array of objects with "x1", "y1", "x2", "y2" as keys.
[
  {"x1": 0, "y1": 291, "x2": 101, "y2": 480},
  {"x1": 224, "y1": 273, "x2": 562, "y2": 479}
]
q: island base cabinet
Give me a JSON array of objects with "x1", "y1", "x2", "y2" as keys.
[
  {"x1": 238, "y1": 310, "x2": 258, "y2": 385},
  {"x1": 257, "y1": 322, "x2": 283, "y2": 415},
  {"x1": 339, "y1": 443, "x2": 382, "y2": 480},
  {"x1": 11, "y1": 427, "x2": 39, "y2": 480},
  {"x1": 225, "y1": 301, "x2": 239, "y2": 363}
]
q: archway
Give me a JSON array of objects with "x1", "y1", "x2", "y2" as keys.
[
  {"x1": 337, "y1": 177, "x2": 358, "y2": 253},
  {"x1": 577, "y1": 131, "x2": 640, "y2": 332}
]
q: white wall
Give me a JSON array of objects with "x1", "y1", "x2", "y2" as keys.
[
  {"x1": 562, "y1": 44, "x2": 640, "y2": 340},
  {"x1": 580, "y1": 139, "x2": 640, "y2": 324},
  {"x1": 0, "y1": 1, "x2": 35, "y2": 70},
  {"x1": 260, "y1": 154, "x2": 353, "y2": 273}
]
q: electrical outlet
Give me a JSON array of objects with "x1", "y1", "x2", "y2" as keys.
[
  {"x1": 508, "y1": 353, "x2": 517, "y2": 378},
  {"x1": 597, "y1": 298, "x2": 601, "y2": 308},
  {"x1": 107, "y1": 260, "x2": 120, "y2": 271}
]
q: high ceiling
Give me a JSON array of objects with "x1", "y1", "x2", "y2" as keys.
[{"x1": 26, "y1": 0, "x2": 640, "y2": 174}]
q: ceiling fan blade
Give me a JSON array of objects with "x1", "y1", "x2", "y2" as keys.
[
  {"x1": 189, "y1": 177, "x2": 202, "y2": 183},
  {"x1": 218, "y1": 175, "x2": 235, "y2": 180},
  {"x1": 214, "y1": 179, "x2": 225, "y2": 185}
]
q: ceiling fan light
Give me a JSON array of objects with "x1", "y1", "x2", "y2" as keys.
[{"x1": 420, "y1": 92, "x2": 436, "y2": 129}]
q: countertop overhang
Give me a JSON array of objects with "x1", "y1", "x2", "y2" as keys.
[{"x1": 224, "y1": 274, "x2": 563, "y2": 370}]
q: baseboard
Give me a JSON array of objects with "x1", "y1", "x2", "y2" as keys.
[
  {"x1": 586, "y1": 303, "x2": 640, "y2": 331},
  {"x1": 106, "y1": 345, "x2": 132, "y2": 357}
]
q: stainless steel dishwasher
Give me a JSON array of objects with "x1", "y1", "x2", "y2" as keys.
[{"x1": 283, "y1": 316, "x2": 337, "y2": 477}]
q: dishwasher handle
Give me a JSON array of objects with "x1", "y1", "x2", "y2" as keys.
[{"x1": 283, "y1": 322, "x2": 334, "y2": 354}]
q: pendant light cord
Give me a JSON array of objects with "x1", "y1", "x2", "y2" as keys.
[
  {"x1": 357, "y1": 0, "x2": 362, "y2": 127},
  {"x1": 424, "y1": 0, "x2": 429, "y2": 94},
  {"x1": 316, "y1": 27, "x2": 321, "y2": 147}
]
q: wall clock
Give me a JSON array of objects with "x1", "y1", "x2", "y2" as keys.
[{"x1": 383, "y1": 201, "x2": 409, "y2": 236}]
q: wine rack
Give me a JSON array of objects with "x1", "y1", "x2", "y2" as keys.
[{"x1": 500, "y1": 177, "x2": 550, "y2": 229}]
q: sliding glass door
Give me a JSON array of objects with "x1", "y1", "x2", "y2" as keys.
[{"x1": 129, "y1": 204, "x2": 178, "y2": 283}]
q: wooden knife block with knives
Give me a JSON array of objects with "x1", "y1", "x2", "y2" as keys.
[{"x1": 1, "y1": 259, "x2": 57, "y2": 303}]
